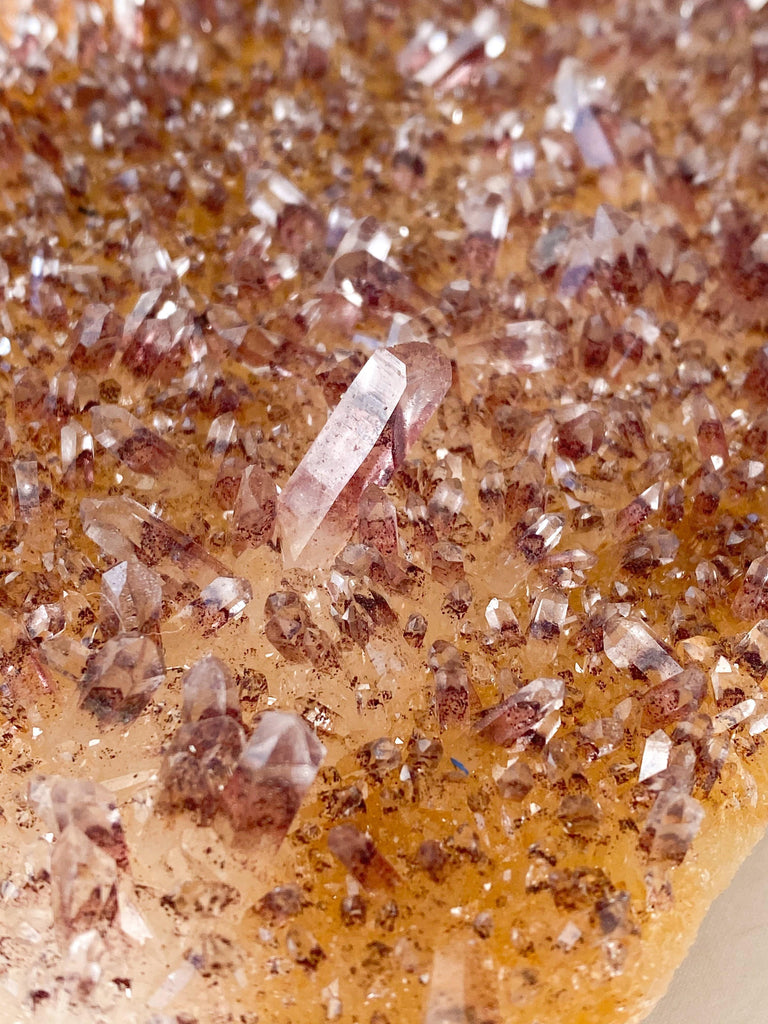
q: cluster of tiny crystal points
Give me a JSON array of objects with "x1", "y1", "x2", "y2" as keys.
[{"x1": 2, "y1": 0, "x2": 768, "y2": 1021}]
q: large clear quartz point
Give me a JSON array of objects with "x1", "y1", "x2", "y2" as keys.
[{"x1": 277, "y1": 349, "x2": 407, "y2": 567}]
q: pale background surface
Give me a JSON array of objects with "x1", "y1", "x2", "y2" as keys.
[{"x1": 643, "y1": 827, "x2": 768, "y2": 1024}]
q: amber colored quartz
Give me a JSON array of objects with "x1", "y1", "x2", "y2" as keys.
[{"x1": 3, "y1": 0, "x2": 768, "y2": 1022}]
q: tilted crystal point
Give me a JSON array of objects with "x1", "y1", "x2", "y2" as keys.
[
  {"x1": 182, "y1": 654, "x2": 240, "y2": 723},
  {"x1": 475, "y1": 677, "x2": 566, "y2": 746},
  {"x1": 603, "y1": 615, "x2": 681, "y2": 680},
  {"x1": 51, "y1": 824, "x2": 119, "y2": 935},
  {"x1": 89, "y1": 403, "x2": 177, "y2": 476},
  {"x1": 232, "y1": 464, "x2": 277, "y2": 552},
  {"x1": 29, "y1": 775, "x2": 129, "y2": 869},
  {"x1": 81, "y1": 495, "x2": 229, "y2": 590},
  {"x1": 221, "y1": 711, "x2": 325, "y2": 843},
  {"x1": 80, "y1": 633, "x2": 165, "y2": 723},
  {"x1": 327, "y1": 824, "x2": 399, "y2": 890}
]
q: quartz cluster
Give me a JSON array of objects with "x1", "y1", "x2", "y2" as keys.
[{"x1": 1, "y1": 0, "x2": 768, "y2": 1022}]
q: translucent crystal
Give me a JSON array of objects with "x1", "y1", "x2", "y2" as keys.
[
  {"x1": 81, "y1": 496, "x2": 229, "y2": 590},
  {"x1": 358, "y1": 484, "x2": 398, "y2": 555},
  {"x1": 529, "y1": 589, "x2": 568, "y2": 639},
  {"x1": 327, "y1": 825, "x2": 399, "y2": 890},
  {"x1": 14, "y1": 458, "x2": 40, "y2": 518},
  {"x1": 80, "y1": 634, "x2": 165, "y2": 723},
  {"x1": 100, "y1": 557, "x2": 163, "y2": 635},
  {"x1": 29, "y1": 775, "x2": 128, "y2": 869},
  {"x1": 232, "y1": 464, "x2": 277, "y2": 553},
  {"x1": 641, "y1": 789, "x2": 705, "y2": 863},
  {"x1": 90, "y1": 404, "x2": 176, "y2": 477},
  {"x1": 733, "y1": 555, "x2": 768, "y2": 620},
  {"x1": 221, "y1": 712, "x2": 325, "y2": 843},
  {"x1": 603, "y1": 616, "x2": 681, "y2": 680},
  {"x1": 406, "y1": 9, "x2": 503, "y2": 88},
  {"x1": 161, "y1": 716, "x2": 246, "y2": 821},
  {"x1": 188, "y1": 576, "x2": 253, "y2": 629},
  {"x1": 277, "y1": 349, "x2": 406, "y2": 568},
  {"x1": 245, "y1": 168, "x2": 310, "y2": 227},
  {"x1": 51, "y1": 825, "x2": 119, "y2": 934},
  {"x1": 639, "y1": 730, "x2": 672, "y2": 782},
  {"x1": 182, "y1": 655, "x2": 240, "y2": 723},
  {"x1": 476, "y1": 677, "x2": 565, "y2": 747}
]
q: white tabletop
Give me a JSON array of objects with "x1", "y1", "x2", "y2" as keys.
[{"x1": 644, "y1": 826, "x2": 768, "y2": 1024}]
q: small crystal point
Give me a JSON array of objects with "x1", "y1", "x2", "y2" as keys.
[
  {"x1": 221, "y1": 711, "x2": 326, "y2": 844},
  {"x1": 80, "y1": 633, "x2": 165, "y2": 723},
  {"x1": 100, "y1": 556, "x2": 163, "y2": 636},
  {"x1": 327, "y1": 824, "x2": 399, "y2": 891},
  {"x1": 603, "y1": 616, "x2": 681, "y2": 680},
  {"x1": 641, "y1": 788, "x2": 705, "y2": 863},
  {"x1": 90, "y1": 404, "x2": 177, "y2": 477},
  {"x1": 29, "y1": 775, "x2": 129, "y2": 869},
  {"x1": 51, "y1": 825, "x2": 119, "y2": 934},
  {"x1": 232, "y1": 464, "x2": 277, "y2": 552},
  {"x1": 161, "y1": 717, "x2": 246, "y2": 822},
  {"x1": 476, "y1": 677, "x2": 565, "y2": 746},
  {"x1": 182, "y1": 655, "x2": 240, "y2": 723}
]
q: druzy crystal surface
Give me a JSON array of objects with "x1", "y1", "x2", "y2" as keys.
[{"x1": 2, "y1": 0, "x2": 768, "y2": 1022}]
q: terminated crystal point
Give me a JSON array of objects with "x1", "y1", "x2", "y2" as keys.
[
  {"x1": 13, "y1": 458, "x2": 40, "y2": 519},
  {"x1": 641, "y1": 666, "x2": 706, "y2": 726},
  {"x1": 639, "y1": 730, "x2": 673, "y2": 782},
  {"x1": 100, "y1": 556, "x2": 163, "y2": 636},
  {"x1": 161, "y1": 717, "x2": 246, "y2": 822},
  {"x1": 279, "y1": 342, "x2": 452, "y2": 568},
  {"x1": 475, "y1": 677, "x2": 565, "y2": 747},
  {"x1": 457, "y1": 320, "x2": 565, "y2": 376},
  {"x1": 429, "y1": 641, "x2": 478, "y2": 730},
  {"x1": 603, "y1": 616, "x2": 681, "y2": 680},
  {"x1": 51, "y1": 825, "x2": 119, "y2": 935},
  {"x1": 188, "y1": 576, "x2": 253, "y2": 631},
  {"x1": 389, "y1": 342, "x2": 453, "y2": 463},
  {"x1": 245, "y1": 167, "x2": 311, "y2": 227},
  {"x1": 327, "y1": 825, "x2": 399, "y2": 891},
  {"x1": 69, "y1": 303, "x2": 123, "y2": 370},
  {"x1": 641, "y1": 789, "x2": 705, "y2": 863},
  {"x1": 400, "y1": 9, "x2": 504, "y2": 88},
  {"x1": 358, "y1": 484, "x2": 398, "y2": 555},
  {"x1": 232, "y1": 464, "x2": 277, "y2": 553},
  {"x1": 737, "y1": 619, "x2": 768, "y2": 672},
  {"x1": 221, "y1": 712, "x2": 326, "y2": 843},
  {"x1": 484, "y1": 597, "x2": 517, "y2": 632},
  {"x1": 733, "y1": 555, "x2": 768, "y2": 621},
  {"x1": 182, "y1": 655, "x2": 240, "y2": 723},
  {"x1": 29, "y1": 775, "x2": 129, "y2": 870},
  {"x1": 264, "y1": 591, "x2": 339, "y2": 671},
  {"x1": 277, "y1": 349, "x2": 407, "y2": 567},
  {"x1": 89, "y1": 404, "x2": 177, "y2": 476},
  {"x1": 80, "y1": 633, "x2": 165, "y2": 723},
  {"x1": 81, "y1": 495, "x2": 229, "y2": 590}
]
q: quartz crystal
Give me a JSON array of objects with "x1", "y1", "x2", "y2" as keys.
[
  {"x1": 221, "y1": 712, "x2": 326, "y2": 843},
  {"x1": 4, "y1": 0, "x2": 768, "y2": 1021}
]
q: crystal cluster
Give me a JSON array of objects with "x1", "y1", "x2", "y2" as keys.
[{"x1": 1, "y1": 0, "x2": 768, "y2": 1022}]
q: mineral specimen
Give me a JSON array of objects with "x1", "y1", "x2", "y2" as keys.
[{"x1": 3, "y1": 0, "x2": 768, "y2": 1021}]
